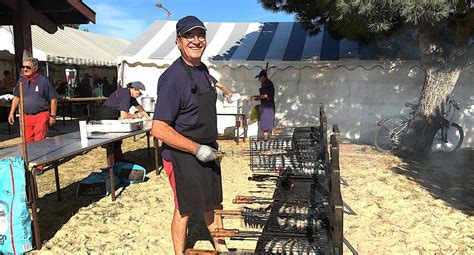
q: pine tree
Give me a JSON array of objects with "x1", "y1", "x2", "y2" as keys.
[{"x1": 259, "y1": 0, "x2": 473, "y2": 155}]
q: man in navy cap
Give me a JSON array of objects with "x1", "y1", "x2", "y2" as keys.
[
  {"x1": 151, "y1": 15, "x2": 228, "y2": 254},
  {"x1": 97, "y1": 81, "x2": 151, "y2": 161},
  {"x1": 251, "y1": 69, "x2": 276, "y2": 140}
]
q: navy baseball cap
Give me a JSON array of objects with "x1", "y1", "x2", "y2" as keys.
[
  {"x1": 255, "y1": 70, "x2": 267, "y2": 78},
  {"x1": 176, "y1": 16, "x2": 206, "y2": 35},
  {"x1": 130, "y1": 81, "x2": 146, "y2": 92}
]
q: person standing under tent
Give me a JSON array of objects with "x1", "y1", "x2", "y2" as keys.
[
  {"x1": 2, "y1": 70, "x2": 16, "y2": 93},
  {"x1": 251, "y1": 69, "x2": 275, "y2": 140},
  {"x1": 8, "y1": 57, "x2": 59, "y2": 173},
  {"x1": 150, "y1": 15, "x2": 228, "y2": 254},
  {"x1": 96, "y1": 81, "x2": 151, "y2": 162}
]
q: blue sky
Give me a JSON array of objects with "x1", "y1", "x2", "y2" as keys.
[{"x1": 80, "y1": 0, "x2": 296, "y2": 41}]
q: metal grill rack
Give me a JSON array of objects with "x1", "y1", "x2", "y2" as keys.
[
  {"x1": 272, "y1": 181, "x2": 329, "y2": 204},
  {"x1": 214, "y1": 106, "x2": 344, "y2": 255},
  {"x1": 254, "y1": 235, "x2": 332, "y2": 255},
  {"x1": 248, "y1": 136, "x2": 325, "y2": 176}
]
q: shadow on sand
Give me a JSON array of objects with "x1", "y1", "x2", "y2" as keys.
[{"x1": 393, "y1": 148, "x2": 474, "y2": 215}]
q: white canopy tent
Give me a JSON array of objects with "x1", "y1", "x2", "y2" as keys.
[
  {"x1": 0, "y1": 25, "x2": 130, "y2": 85},
  {"x1": 1, "y1": 25, "x2": 130, "y2": 66},
  {"x1": 119, "y1": 20, "x2": 473, "y2": 147}
]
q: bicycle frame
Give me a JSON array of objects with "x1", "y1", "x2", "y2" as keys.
[
  {"x1": 375, "y1": 96, "x2": 463, "y2": 152},
  {"x1": 439, "y1": 98, "x2": 458, "y2": 143}
]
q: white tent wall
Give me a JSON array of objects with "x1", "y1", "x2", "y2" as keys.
[
  {"x1": 121, "y1": 61, "x2": 473, "y2": 148},
  {"x1": 119, "y1": 20, "x2": 473, "y2": 148},
  {"x1": 119, "y1": 64, "x2": 160, "y2": 97}
]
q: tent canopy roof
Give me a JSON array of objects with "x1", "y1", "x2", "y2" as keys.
[
  {"x1": 120, "y1": 20, "x2": 417, "y2": 69},
  {"x1": 0, "y1": 25, "x2": 130, "y2": 66},
  {"x1": 120, "y1": 20, "x2": 473, "y2": 69}
]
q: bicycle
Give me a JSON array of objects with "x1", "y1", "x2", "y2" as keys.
[{"x1": 374, "y1": 97, "x2": 464, "y2": 152}]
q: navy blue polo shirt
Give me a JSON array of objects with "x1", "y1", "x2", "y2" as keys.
[
  {"x1": 13, "y1": 74, "x2": 59, "y2": 114},
  {"x1": 154, "y1": 58, "x2": 217, "y2": 160},
  {"x1": 104, "y1": 88, "x2": 139, "y2": 112},
  {"x1": 259, "y1": 79, "x2": 275, "y2": 107}
]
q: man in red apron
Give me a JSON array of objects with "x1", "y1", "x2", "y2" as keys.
[
  {"x1": 151, "y1": 16, "x2": 228, "y2": 254},
  {"x1": 8, "y1": 57, "x2": 59, "y2": 173}
]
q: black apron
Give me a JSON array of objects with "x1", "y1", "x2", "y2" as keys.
[
  {"x1": 96, "y1": 105, "x2": 120, "y2": 120},
  {"x1": 96, "y1": 90, "x2": 125, "y2": 120},
  {"x1": 170, "y1": 59, "x2": 222, "y2": 214}
]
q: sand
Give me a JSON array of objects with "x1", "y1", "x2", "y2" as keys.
[{"x1": 1, "y1": 136, "x2": 472, "y2": 254}]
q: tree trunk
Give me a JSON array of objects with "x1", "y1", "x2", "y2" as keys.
[
  {"x1": 398, "y1": 21, "x2": 469, "y2": 156},
  {"x1": 399, "y1": 67, "x2": 461, "y2": 155}
]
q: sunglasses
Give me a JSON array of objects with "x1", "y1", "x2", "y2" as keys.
[
  {"x1": 179, "y1": 32, "x2": 206, "y2": 42},
  {"x1": 22, "y1": 65, "x2": 35, "y2": 70}
]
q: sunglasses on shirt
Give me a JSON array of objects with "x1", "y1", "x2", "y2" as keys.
[{"x1": 22, "y1": 65, "x2": 36, "y2": 70}]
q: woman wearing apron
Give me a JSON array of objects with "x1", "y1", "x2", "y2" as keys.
[
  {"x1": 151, "y1": 16, "x2": 228, "y2": 254},
  {"x1": 96, "y1": 81, "x2": 151, "y2": 161}
]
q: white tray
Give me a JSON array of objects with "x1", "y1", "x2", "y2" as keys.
[{"x1": 86, "y1": 119, "x2": 144, "y2": 133}]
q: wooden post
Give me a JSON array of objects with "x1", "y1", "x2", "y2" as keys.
[
  {"x1": 105, "y1": 144, "x2": 116, "y2": 201},
  {"x1": 319, "y1": 104, "x2": 328, "y2": 163},
  {"x1": 329, "y1": 125, "x2": 343, "y2": 255},
  {"x1": 18, "y1": 81, "x2": 28, "y2": 166},
  {"x1": 12, "y1": 0, "x2": 33, "y2": 76}
]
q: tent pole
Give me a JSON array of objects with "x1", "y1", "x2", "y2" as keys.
[
  {"x1": 120, "y1": 60, "x2": 126, "y2": 87},
  {"x1": 45, "y1": 62, "x2": 49, "y2": 78},
  {"x1": 18, "y1": 80, "x2": 28, "y2": 165}
]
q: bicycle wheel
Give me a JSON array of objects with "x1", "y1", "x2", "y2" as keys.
[
  {"x1": 432, "y1": 123, "x2": 464, "y2": 152},
  {"x1": 374, "y1": 116, "x2": 409, "y2": 152}
]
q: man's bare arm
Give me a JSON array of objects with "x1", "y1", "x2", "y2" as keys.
[
  {"x1": 50, "y1": 99, "x2": 57, "y2": 116},
  {"x1": 151, "y1": 120, "x2": 198, "y2": 154},
  {"x1": 8, "y1": 96, "x2": 19, "y2": 124}
]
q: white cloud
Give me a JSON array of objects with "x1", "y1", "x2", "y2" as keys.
[{"x1": 82, "y1": 3, "x2": 148, "y2": 40}]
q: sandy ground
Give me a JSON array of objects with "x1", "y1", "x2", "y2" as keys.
[{"x1": 0, "y1": 136, "x2": 472, "y2": 254}]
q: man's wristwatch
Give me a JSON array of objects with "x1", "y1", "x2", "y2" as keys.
[{"x1": 50, "y1": 114, "x2": 56, "y2": 118}]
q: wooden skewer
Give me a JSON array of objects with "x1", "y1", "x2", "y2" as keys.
[
  {"x1": 210, "y1": 228, "x2": 238, "y2": 238},
  {"x1": 214, "y1": 209, "x2": 241, "y2": 215},
  {"x1": 184, "y1": 248, "x2": 217, "y2": 255}
]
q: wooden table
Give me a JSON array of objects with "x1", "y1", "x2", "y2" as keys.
[
  {"x1": 58, "y1": 97, "x2": 108, "y2": 126},
  {"x1": 217, "y1": 113, "x2": 248, "y2": 144}
]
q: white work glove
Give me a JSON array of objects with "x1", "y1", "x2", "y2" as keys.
[
  {"x1": 226, "y1": 93, "x2": 241, "y2": 104},
  {"x1": 194, "y1": 144, "x2": 217, "y2": 162}
]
